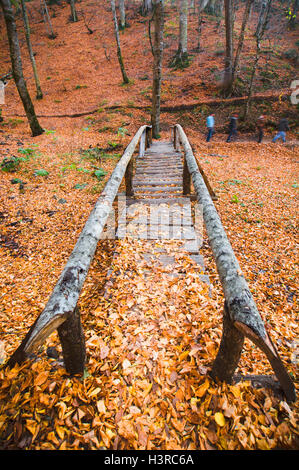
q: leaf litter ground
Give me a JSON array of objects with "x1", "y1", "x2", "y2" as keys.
[{"x1": 0, "y1": 135, "x2": 298, "y2": 449}]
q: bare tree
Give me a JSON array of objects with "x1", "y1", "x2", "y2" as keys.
[
  {"x1": 244, "y1": 0, "x2": 272, "y2": 119},
  {"x1": 20, "y1": 0, "x2": 43, "y2": 99},
  {"x1": 230, "y1": 0, "x2": 254, "y2": 94},
  {"x1": 196, "y1": 0, "x2": 210, "y2": 51},
  {"x1": 40, "y1": 0, "x2": 56, "y2": 38},
  {"x1": 151, "y1": 0, "x2": 164, "y2": 138},
  {"x1": 255, "y1": 0, "x2": 267, "y2": 37},
  {"x1": 141, "y1": 0, "x2": 154, "y2": 15},
  {"x1": 171, "y1": 0, "x2": 189, "y2": 67},
  {"x1": 0, "y1": 0, "x2": 44, "y2": 136},
  {"x1": 119, "y1": 0, "x2": 126, "y2": 29},
  {"x1": 81, "y1": 9, "x2": 96, "y2": 34},
  {"x1": 110, "y1": 0, "x2": 129, "y2": 84},
  {"x1": 222, "y1": 0, "x2": 234, "y2": 95},
  {"x1": 70, "y1": 0, "x2": 78, "y2": 22}
]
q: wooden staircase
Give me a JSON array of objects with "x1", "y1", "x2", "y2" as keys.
[{"x1": 115, "y1": 139, "x2": 211, "y2": 288}]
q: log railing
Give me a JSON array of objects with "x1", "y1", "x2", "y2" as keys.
[
  {"x1": 7, "y1": 125, "x2": 152, "y2": 373},
  {"x1": 173, "y1": 124, "x2": 296, "y2": 402}
]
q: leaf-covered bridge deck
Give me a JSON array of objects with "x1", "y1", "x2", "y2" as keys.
[
  {"x1": 110, "y1": 139, "x2": 211, "y2": 286},
  {"x1": 4, "y1": 125, "x2": 296, "y2": 396},
  {"x1": 1, "y1": 126, "x2": 297, "y2": 450}
]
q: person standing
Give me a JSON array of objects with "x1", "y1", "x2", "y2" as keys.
[
  {"x1": 272, "y1": 118, "x2": 290, "y2": 143},
  {"x1": 226, "y1": 114, "x2": 238, "y2": 142},
  {"x1": 206, "y1": 113, "x2": 215, "y2": 142},
  {"x1": 256, "y1": 115, "x2": 265, "y2": 143}
]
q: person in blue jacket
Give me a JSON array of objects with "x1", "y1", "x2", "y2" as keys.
[{"x1": 206, "y1": 113, "x2": 215, "y2": 142}]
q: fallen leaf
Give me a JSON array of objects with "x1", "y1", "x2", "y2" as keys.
[{"x1": 214, "y1": 412, "x2": 226, "y2": 427}]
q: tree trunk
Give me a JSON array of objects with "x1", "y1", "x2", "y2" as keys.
[
  {"x1": 151, "y1": 0, "x2": 164, "y2": 138},
  {"x1": 0, "y1": 0, "x2": 44, "y2": 136},
  {"x1": 231, "y1": 0, "x2": 254, "y2": 91},
  {"x1": 141, "y1": 0, "x2": 153, "y2": 15},
  {"x1": 215, "y1": 0, "x2": 223, "y2": 17},
  {"x1": 196, "y1": 0, "x2": 210, "y2": 51},
  {"x1": 255, "y1": 0, "x2": 267, "y2": 37},
  {"x1": 243, "y1": 37, "x2": 260, "y2": 119},
  {"x1": 172, "y1": 0, "x2": 189, "y2": 67},
  {"x1": 244, "y1": 0, "x2": 272, "y2": 119},
  {"x1": 20, "y1": 0, "x2": 43, "y2": 99},
  {"x1": 223, "y1": 0, "x2": 234, "y2": 95},
  {"x1": 179, "y1": 0, "x2": 188, "y2": 55},
  {"x1": 40, "y1": 0, "x2": 56, "y2": 39},
  {"x1": 70, "y1": 0, "x2": 78, "y2": 22},
  {"x1": 110, "y1": 0, "x2": 129, "y2": 84},
  {"x1": 196, "y1": 10, "x2": 202, "y2": 51},
  {"x1": 119, "y1": 0, "x2": 126, "y2": 29}
]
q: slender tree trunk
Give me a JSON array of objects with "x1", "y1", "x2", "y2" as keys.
[
  {"x1": 243, "y1": 36, "x2": 261, "y2": 119},
  {"x1": 70, "y1": 0, "x2": 78, "y2": 22},
  {"x1": 196, "y1": 0, "x2": 210, "y2": 51},
  {"x1": 142, "y1": 0, "x2": 153, "y2": 15},
  {"x1": 255, "y1": 0, "x2": 267, "y2": 37},
  {"x1": 215, "y1": 0, "x2": 223, "y2": 17},
  {"x1": 231, "y1": 0, "x2": 254, "y2": 88},
  {"x1": 179, "y1": 0, "x2": 188, "y2": 55},
  {"x1": 151, "y1": 0, "x2": 164, "y2": 138},
  {"x1": 40, "y1": 0, "x2": 56, "y2": 39},
  {"x1": 20, "y1": 0, "x2": 43, "y2": 99},
  {"x1": 244, "y1": 0, "x2": 272, "y2": 119},
  {"x1": 119, "y1": 0, "x2": 126, "y2": 29},
  {"x1": 197, "y1": 9, "x2": 202, "y2": 51},
  {"x1": 110, "y1": 0, "x2": 129, "y2": 84},
  {"x1": 222, "y1": 0, "x2": 234, "y2": 95},
  {"x1": 172, "y1": 0, "x2": 189, "y2": 67},
  {"x1": 0, "y1": 0, "x2": 44, "y2": 136}
]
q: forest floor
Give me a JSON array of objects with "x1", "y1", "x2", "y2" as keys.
[{"x1": 0, "y1": 0, "x2": 298, "y2": 451}]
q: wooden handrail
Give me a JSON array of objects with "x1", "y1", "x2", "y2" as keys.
[
  {"x1": 174, "y1": 124, "x2": 296, "y2": 402},
  {"x1": 7, "y1": 125, "x2": 152, "y2": 373}
]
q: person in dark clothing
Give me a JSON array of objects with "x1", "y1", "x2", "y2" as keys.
[
  {"x1": 226, "y1": 114, "x2": 238, "y2": 142},
  {"x1": 272, "y1": 118, "x2": 290, "y2": 143},
  {"x1": 256, "y1": 115, "x2": 265, "y2": 143}
]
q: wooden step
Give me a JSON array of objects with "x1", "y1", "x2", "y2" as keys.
[{"x1": 133, "y1": 181, "x2": 182, "y2": 185}]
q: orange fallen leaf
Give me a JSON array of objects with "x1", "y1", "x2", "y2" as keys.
[{"x1": 34, "y1": 371, "x2": 49, "y2": 387}]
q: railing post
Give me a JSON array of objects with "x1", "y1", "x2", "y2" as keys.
[
  {"x1": 139, "y1": 129, "x2": 146, "y2": 158},
  {"x1": 183, "y1": 155, "x2": 191, "y2": 195},
  {"x1": 125, "y1": 157, "x2": 134, "y2": 197},
  {"x1": 57, "y1": 306, "x2": 86, "y2": 375},
  {"x1": 173, "y1": 126, "x2": 177, "y2": 149},
  {"x1": 146, "y1": 125, "x2": 152, "y2": 148}
]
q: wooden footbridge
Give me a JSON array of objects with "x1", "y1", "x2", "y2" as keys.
[{"x1": 6, "y1": 125, "x2": 296, "y2": 402}]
